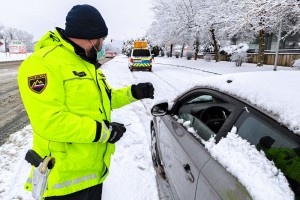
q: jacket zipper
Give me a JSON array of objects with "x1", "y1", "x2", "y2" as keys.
[{"x1": 95, "y1": 70, "x2": 108, "y2": 119}]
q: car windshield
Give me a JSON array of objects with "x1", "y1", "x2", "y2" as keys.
[{"x1": 133, "y1": 49, "x2": 150, "y2": 57}]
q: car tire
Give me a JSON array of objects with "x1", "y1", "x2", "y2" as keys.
[
  {"x1": 151, "y1": 127, "x2": 159, "y2": 167},
  {"x1": 151, "y1": 126, "x2": 167, "y2": 179},
  {"x1": 148, "y1": 67, "x2": 152, "y2": 72}
]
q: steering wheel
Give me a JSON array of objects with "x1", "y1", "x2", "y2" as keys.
[{"x1": 198, "y1": 106, "x2": 230, "y2": 133}]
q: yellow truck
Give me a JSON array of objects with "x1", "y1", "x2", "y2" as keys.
[{"x1": 128, "y1": 41, "x2": 153, "y2": 72}]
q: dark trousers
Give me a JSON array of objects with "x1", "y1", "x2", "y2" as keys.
[{"x1": 45, "y1": 183, "x2": 103, "y2": 200}]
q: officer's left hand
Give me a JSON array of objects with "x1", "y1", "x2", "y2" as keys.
[
  {"x1": 131, "y1": 82, "x2": 154, "y2": 100},
  {"x1": 107, "y1": 122, "x2": 126, "y2": 143}
]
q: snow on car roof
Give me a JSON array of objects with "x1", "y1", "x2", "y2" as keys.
[{"x1": 192, "y1": 71, "x2": 300, "y2": 136}]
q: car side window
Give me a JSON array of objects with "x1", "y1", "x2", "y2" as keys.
[
  {"x1": 175, "y1": 93, "x2": 234, "y2": 141},
  {"x1": 235, "y1": 111, "x2": 300, "y2": 198}
]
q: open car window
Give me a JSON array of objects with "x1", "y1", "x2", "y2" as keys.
[{"x1": 174, "y1": 93, "x2": 235, "y2": 141}]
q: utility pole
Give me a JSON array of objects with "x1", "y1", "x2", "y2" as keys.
[{"x1": 274, "y1": 20, "x2": 282, "y2": 71}]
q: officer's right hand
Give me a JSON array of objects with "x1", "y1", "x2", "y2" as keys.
[{"x1": 106, "y1": 122, "x2": 126, "y2": 143}]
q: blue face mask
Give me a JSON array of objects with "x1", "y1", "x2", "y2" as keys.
[
  {"x1": 98, "y1": 44, "x2": 106, "y2": 60},
  {"x1": 97, "y1": 49, "x2": 105, "y2": 60},
  {"x1": 90, "y1": 40, "x2": 105, "y2": 61}
]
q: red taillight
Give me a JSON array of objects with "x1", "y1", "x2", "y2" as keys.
[
  {"x1": 130, "y1": 58, "x2": 134, "y2": 63},
  {"x1": 150, "y1": 58, "x2": 152, "y2": 63}
]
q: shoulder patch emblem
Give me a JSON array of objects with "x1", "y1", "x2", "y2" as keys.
[{"x1": 28, "y1": 74, "x2": 47, "y2": 93}]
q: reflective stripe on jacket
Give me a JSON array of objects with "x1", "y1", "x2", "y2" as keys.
[{"x1": 18, "y1": 28, "x2": 136, "y2": 197}]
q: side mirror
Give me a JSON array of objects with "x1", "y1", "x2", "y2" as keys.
[{"x1": 151, "y1": 102, "x2": 169, "y2": 116}]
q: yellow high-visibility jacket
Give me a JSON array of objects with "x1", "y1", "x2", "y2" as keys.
[{"x1": 18, "y1": 28, "x2": 136, "y2": 198}]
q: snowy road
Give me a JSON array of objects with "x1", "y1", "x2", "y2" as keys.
[{"x1": 0, "y1": 61, "x2": 29, "y2": 146}]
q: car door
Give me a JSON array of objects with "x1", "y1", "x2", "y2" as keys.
[
  {"x1": 184, "y1": 91, "x2": 252, "y2": 200},
  {"x1": 168, "y1": 89, "x2": 251, "y2": 200},
  {"x1": 199, "y1": 157, "x2": 252, "y2": 200},
  {"x1": 157, "y1": 89, "x2": 238, "y2": 200},
  {"x1": 158, "y1": 115, "x2": 210, "y2": 200}
]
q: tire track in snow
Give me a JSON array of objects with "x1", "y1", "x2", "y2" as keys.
[
  {"x1": 154, "y1": 62, "x2": 222, "y2": 75},
  {"x1": 150, "y1": 71, "x2": 178, "y2": 92},
  {"x1": 113, "y1": 59, "x2": 221, "y2": 75}
]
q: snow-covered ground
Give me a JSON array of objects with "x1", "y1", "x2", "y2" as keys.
[
  {"x1": 0, "y1": 53, "x2": 31, "y2": 62},
  {"x1": 0, "y1": 55, "x2": 296, "y2": 200}
]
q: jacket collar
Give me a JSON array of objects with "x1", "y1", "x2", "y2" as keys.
[
  {"x1": 34, "y1": 28, "x2": 101, "y2": 68},
  {"x1": 56, "y1": 28, "x2": 100, "y2": 65}
]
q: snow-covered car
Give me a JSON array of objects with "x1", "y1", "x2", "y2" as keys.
[
  {"x1": 150, "y1": 71, "x2": 300, "y2": 200},
  {"x1": 105, "y1": 51, "x2": 116, "y2": 58}
]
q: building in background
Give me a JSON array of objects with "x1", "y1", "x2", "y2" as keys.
[
  {"x1": 232, "y1": 33, "x2": 300, "y2": 53},
  {"x1": 8, "y1": 40, "x2": 26, "y2": 54}
]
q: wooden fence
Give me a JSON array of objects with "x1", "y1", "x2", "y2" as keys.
[
  {"x1": 247, "y1": 53, "x2": 300, "y2": 66},
  {"x1": 204, "y1": 53, "x2": 300, "y2": 67}
]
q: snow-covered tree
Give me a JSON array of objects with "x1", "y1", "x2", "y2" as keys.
[
  {"x1": 193, "y1": 0, "x2": 229, "y2": 62},
  {"x1": 221, "y1": 0, "x2": 300, "y2": 66},
  {"x1": 0, "y1": 24, "x2": 4, "y2": 38},
  {"x1": 148, "y1": 0, "x2": 300, "y2": 65},
  {"x1": 149, "y1": 0, "x2": 232, "y2": 61},
  {"x1": 148, "y1": 0, "x2": 200, "y2": 57},
  {"x1": 121, "y1": 38, "x2": 151, "y2": 56},
  {"x1": 1, "y1": 26, "x2": 34, "y2": 52}
]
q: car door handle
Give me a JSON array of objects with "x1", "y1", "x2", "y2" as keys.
[{"x1": 183, "y1": 164, "x2": 194, "y2": 183}]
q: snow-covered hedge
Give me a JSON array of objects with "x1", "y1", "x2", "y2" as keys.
[
  {"x1": 186, "y1": 52, "x2": 193, "y2": 60},
  {"x1": 292, "y1": 59, "x2": 300, "y2": 69},
  {"x1": 221, "y1": 43, "x2": 249, "y2": 67},
  {"x1": 230, "y1": 51, "x2": 248, "y2": 67},
  {"x1": 204, "y1": 54, "x2": 213, "y2": 62}
]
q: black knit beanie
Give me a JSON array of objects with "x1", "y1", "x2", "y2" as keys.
[{"x1": 65, "y1": 4, "x2": 108, "y2": 39}]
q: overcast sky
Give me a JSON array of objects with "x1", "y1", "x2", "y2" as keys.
[{"x1": 0, "y1": 0, "x2": 154, "y2": 43}]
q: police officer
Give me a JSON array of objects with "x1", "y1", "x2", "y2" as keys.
[{"x1": 18, "y1": 4, "x2": 154, "y2": 200}]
